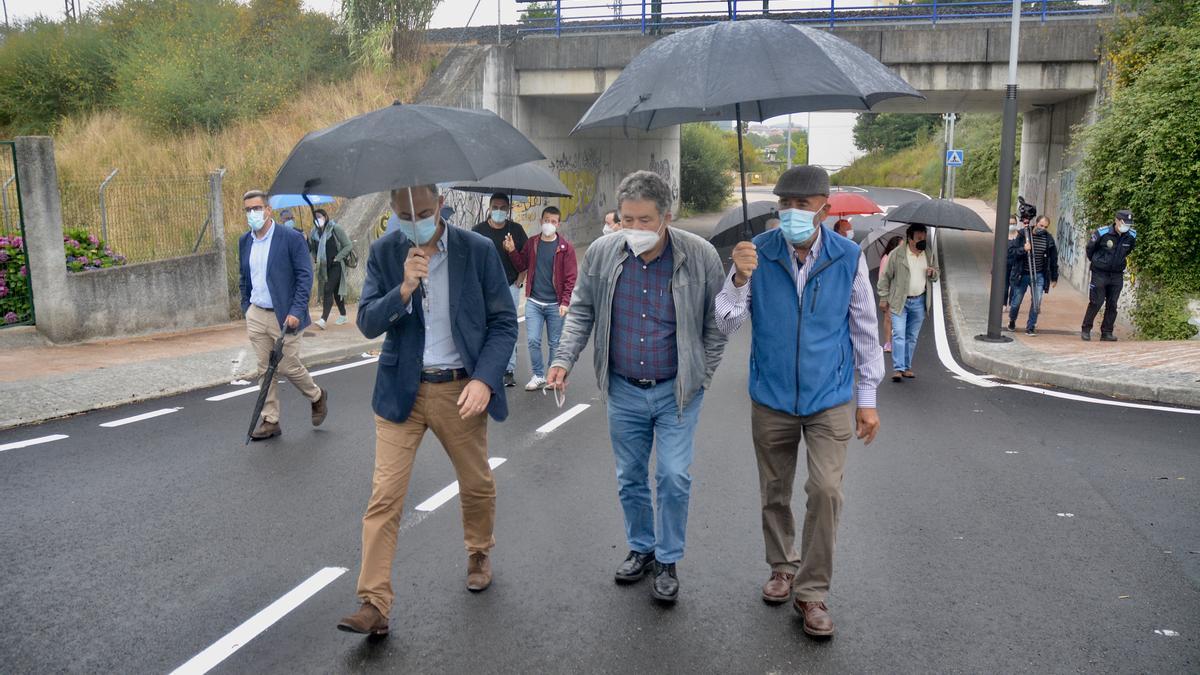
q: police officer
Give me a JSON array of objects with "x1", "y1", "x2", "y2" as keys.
[{"x1": 1081, "y1": 209, "x2": 1137, "y2": 342}]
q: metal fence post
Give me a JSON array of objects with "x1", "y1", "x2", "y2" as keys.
[
  {"x1": 1, "y1": 175, "x2": 12, "y2": 232},
  {"x1": 641, "y1": 0, "x2": 646, "y2": 34},
  {"x1": 932, "y1": 0, "x2": 938, "y2": 25},
  {"x1": 210, "y1": 169, "x2": 226, "y2": 255},
  {"x1": 830, "y1": 0, "x2": 835, "y2": 28},
  {"x1": 1041, "y1": 0, "x2": 1048, "y2": 22},
  {"x1": 98, "y1": 168, "x2": 118, "y2": 242},
  {"x1": 555, "y1": 0, "x2": 562, "y2": 36}
]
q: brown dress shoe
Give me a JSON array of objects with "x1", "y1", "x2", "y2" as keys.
[
  {"x1": 467, "y1": 552, "x2": 492, "y2": 592},
  {"x1": 902, "y1": 370, "x2": 915, "y2": 379},
  {"x1": 762, "y1": 570, "x2": 795, "y2": 604},
  {"x1": 337, "y1": 602, "x2": 389, "y2": 636},
  {"x1": 250, "y1": 419, "x2": 281, "y2": 440},
  {"x1": 794, "y1": 599, "x2": 835, "y2": 637},
  {"x1": 311, "y1": 388, "x2": 328, "y2": 427}
]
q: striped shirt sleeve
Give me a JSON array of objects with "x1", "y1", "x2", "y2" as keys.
[
  {"x1": 714, "y1": 266, "x2": 751, "y2": 336},
  {"x1": 849, "y1": 253, "x2": 885, "y2": 408}
]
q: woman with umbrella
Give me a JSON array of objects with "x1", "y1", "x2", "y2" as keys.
[{"x1": 308, "y1": 208, "x2": 354, "y2": 329}]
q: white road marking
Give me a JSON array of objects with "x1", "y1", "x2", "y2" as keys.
[
  {"x1": 1056, "y1": 513, "x2": 1075, "y2": 518},
  {"x1": 206, "y1": 356, "x2": 379, "y2": 402},
  {"x1": 415, "y1": 457, "x2": 507, "y2": 512},
  {"x1": 927, "y1": 229, "x2": 1200, "y2": 415},
  {"x1": 0, "y1": 434, "x2": 69, "y2": 453},
  {"x1": 169, "y1": 566, "x2": 347, "y2": 675},
  {"x1": 1153, "y1": 629, "x2": 1179, "y2": 637},
  {"x1": 1005, "y1": 451, "x2": 1020, "y2": 454},
  {"x1": 99, "y1": 407, "x2": 182, "y2": 428},
  {"x1": 535, "y1": 403, "x2": 591, "y2": 434}
]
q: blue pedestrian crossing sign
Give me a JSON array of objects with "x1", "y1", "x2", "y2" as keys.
[{"x1": 946, "y1": 149, "x2": 964, "y2": 167}]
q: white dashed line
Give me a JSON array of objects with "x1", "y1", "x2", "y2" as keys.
[
  {"x1": 206, "y1": 356, "x2": 379, "y2": 402},
  {"x1": 1153, "y1": 629, "x2": 1180, "y2": 637},
  {"x1": 0, "y1": 434, "x2": 69, "y2": 453},
  {"x1": 415, "y1": 457, "x2": 507, "y2": 512},
  {"x1": 169, "y1": 566, "x2": 347, "y2": 675},
  {"x1": 535, "y1": 403, "x2": 591, "y2": 434},
  {"x1": 99, "y1": 407, "x2": 182, "y2": 428}
]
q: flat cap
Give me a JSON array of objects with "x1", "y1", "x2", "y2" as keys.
[{"x1": 774, "y1": 165, "x2": 830, "y2": 197}]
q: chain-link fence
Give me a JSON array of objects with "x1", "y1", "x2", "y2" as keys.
[
  {"x1": 59, "y1": 173, "x2": 217, "y2": 265},
  {"x1": 0, "y1": 150, "x2": 21, "y2": 238}
]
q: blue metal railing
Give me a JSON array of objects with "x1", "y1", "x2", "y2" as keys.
[{"x1": 517, "y1": 0, "x2": 1113, "y2": 35}]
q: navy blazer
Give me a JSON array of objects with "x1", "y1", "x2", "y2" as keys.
[
  {"x1": 238, "y1": 223, "x2": 314, "y2": 331},
  {"x1": 358, "y1": 226, "x2": 518, "y2": 423}
]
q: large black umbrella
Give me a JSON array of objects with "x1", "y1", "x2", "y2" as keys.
[
  {"x1": 572, "y1": 19, "x2": 923, "y2": 237},
  {"x1": 269, "y1": 103, "x2": 545, "y2": 198},
  {"x1": 885, "y1": 199, "x2": 991, "y2": 233},
  {"x1": 246, "y1": 333, "x2": 285, "y2": 445},
  {"x1": 450, "y1": 162, "x2": 573, "y2": 198},
  {"x1": 707, "y1": 200, "x2": 777, "y2": 262}
]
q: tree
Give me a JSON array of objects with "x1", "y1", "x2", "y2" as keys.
[
  {"x1": 520, "y1": 2, "x2": 556, "y2": 24},
  {"x1": 680, "y1": 123, "x2": 735, "y2": 212},
  {"x1": 853, "y1": 113, "x2": 941, "y2": 154},
  {"x1": 340, "y1": 0, "x2": 442, "y2": 65}
]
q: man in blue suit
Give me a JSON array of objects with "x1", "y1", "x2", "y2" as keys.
[
  {"x1": 238, "y1": 190, "x2": 328, "y2": 441},
  {"x1": 338, "y1": 184, "x2": 517, "y2": 638}
]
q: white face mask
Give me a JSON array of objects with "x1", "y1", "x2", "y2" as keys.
[
  {"x1": 623, "y1": 223, "x2": 663, "y2": 257},
  {"x1": 541, "y1": 223, "x2": 558, "y2": 238},
  {"x1": 1116, "y1": 222, "x2": 1130, "y2": 233},
  {"x1": 602, "y1": 224, "x2": 615, "y2": 236},
  {"x1": 843, "y1": 228, "x2": 855, "y2": 239},
  {"x1": 315, "y1": 217, "x2": 326, "y2": 227}
]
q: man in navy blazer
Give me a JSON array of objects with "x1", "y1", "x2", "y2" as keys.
[
  {"x1": 338, "y1": 184, "x2": 517, "y2": 638},
  {"x1": 237, "y1": 190, "x2": 328, "y2": 441}
]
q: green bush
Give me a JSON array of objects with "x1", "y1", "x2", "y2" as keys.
[
  {"x1": 1075, "y1": 0, "x2": 1200, "y2": 339},
  {"x1": 0, "y1": 19, "x2": 117, "y2": 133},
  {"x1": 0, "y1": 233, "x2": 32, "y2": 325},
  {"x1": 680, "y1": 123, "x2": 735, "y2": 213}
]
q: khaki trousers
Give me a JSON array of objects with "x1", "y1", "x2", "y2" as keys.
[
  {"x1": 245, "y1": 305, "x2": 321, "y2": 424},
  {"x1": 357, "y1": 381, "x2": 496, "y2": 615},
  {"x1": 751, "y1": 400, "x2": 854, "y2": 602}
]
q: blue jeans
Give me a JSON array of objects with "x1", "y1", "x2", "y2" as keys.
[
  {"x1": 890, "y1": 294, "x2": 927, "y2": 372},
  {"x1": 606, "y1": 376, "x2": 704, "y2": 564},
  {"x1": 1009, "y1": 272, "x2": 1045, "y2": 330},
  {"x1": 507, "y1": 284, "x2": 520, "y2": 373},
  {"x1": 524, "y1": 299, "x2": 563, "y2": 378}
]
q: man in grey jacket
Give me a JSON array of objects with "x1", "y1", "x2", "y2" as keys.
[{"x1": 547, "y1": 170, "x2": 728, "y2": 605}]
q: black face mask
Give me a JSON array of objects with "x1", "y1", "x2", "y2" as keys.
[{"x1": 915, "y1": 240, "x2": 928, "y2": 251}]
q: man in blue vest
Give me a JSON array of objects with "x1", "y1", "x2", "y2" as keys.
[{"x1": 715, "y1": 166, "x2": 884, "y2": 638}]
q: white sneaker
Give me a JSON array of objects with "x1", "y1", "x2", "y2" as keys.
[
  {"x1": 335, "y1": 316, "x2": 348, "y2": 325},
  {"x1": 525, "y1": 376, "x2": 547, "y2": 391},
  {"x1": 316, "y1": 318, "x2": 327, "y2": 329}
]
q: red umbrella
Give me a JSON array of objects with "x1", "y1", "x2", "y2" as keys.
[{"x1": 827, "y1": 192, "x2": 883, "y2": 217}]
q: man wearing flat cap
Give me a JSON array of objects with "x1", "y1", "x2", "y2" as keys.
[
  {"x1": 1081, "y1": 208, "x2": 1137, "y2": 342},
  {"x1": 714, "y1": 165, "x2": 883, "y2": 638}
]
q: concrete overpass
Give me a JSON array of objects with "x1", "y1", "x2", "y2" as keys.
[{"x1": 425, "y1": 18, "x2": 1105, "y2": 282}]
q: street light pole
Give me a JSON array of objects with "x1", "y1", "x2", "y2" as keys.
[
  {"x1": 786, "y1": 114, "x2": 793, "y2": 169},
  {"x1": 977, "y1": 0, "x2": 1021, "y2": 343}
]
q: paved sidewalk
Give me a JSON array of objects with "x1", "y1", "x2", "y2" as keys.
[
  {"x1": 1, "y1": 305, "x2": 381, "y2": 430},
  {"x1": 941, "y1": 200, "x2": 1200, "y2": 407}
]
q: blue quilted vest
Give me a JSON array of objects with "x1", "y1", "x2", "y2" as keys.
[{"x1": 749, "y1": 226, "x2": 859, "y2": 417}]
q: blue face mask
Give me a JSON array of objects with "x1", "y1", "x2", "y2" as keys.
[
  {"x1": 490, "y1": 209, "x2": 508, "y2": 224},
  {"x1": 778, "y1": 208, "x2": 818, "y2": 244},
  {"x1": 247, "y1": 209, "x2": 266, "y2": 232},
  {"x1": 396, "y1": 214, "x2": 439, "y2": 245}
]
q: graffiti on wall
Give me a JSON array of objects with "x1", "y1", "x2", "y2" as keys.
[
  {"x1": 1055, "y1": 168, "x2": 1084, "y2": 282},
  {"x1": 648, "y1": 152, "x2": 680, "y2": 203},
  {"x1": 548, "y1": 148, "x2": 611, "y2": 234}
]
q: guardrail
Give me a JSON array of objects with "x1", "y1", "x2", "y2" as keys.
[{"x1": 516, "y1": 0, "x2": 1112, "y2": 35}]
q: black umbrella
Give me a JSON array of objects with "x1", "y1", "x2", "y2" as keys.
[
  {"x1": 450, "y1": 162, "x2": 573, "y2": 198},
  {"x1": 269, "y1": 103, "x2": 545, "y2": 198},
  {"x1": 884, "y1": 199, "x2": 991, "y2": 233},
  {"x1": 572, "y1": 19, "x2": 923, "y2": 238},
  {"x1": 246, "y1": 332, "x2": 286, "y2": 445},
  {"x1": 707, "y1": 200, "x2": 777, "y2": 262}
]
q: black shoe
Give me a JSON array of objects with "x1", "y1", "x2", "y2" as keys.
[
  {"x1": 1100, "y1": 333, "x2": 1118, "y2": 342},
  {"x1": 1025, "y1": 327, "x2": 1037, "y2": 336},
  {"x1": 1081, "y1": 330, "x2": 1091, "y2": 341},
  {"x1": 650, "y1": 562, "x2": 679, "y2": 603},
  {"x1": 1007, "y1": 320, "x2": 1016, "y2": 332},
  {"x1": 503, "y1": 371, "x2": 516, "y2": 388},
  {"x1": 614, "y1": 550, "x2": 656, "y2": 583}
]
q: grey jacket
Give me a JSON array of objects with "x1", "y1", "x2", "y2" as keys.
[
  {"x1": 551, "y1": 227, "x2": 728, "y2": 413},
  {"x1": 877, "y1": 240, "x2": 939, "y2": 314}
]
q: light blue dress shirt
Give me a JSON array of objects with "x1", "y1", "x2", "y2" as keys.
[
  {"x1": 406, "y1": 225, "x2": 464, "y2": 370},
  {"x1": 248, "y1": 221, "x2": 276, "y2": 309}
]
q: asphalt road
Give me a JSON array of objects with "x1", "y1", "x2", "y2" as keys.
[{"x1": 1, "y1": 187, "x2": 1197, "y2": 674}]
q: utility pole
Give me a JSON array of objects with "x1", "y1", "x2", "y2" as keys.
[
  {"x1": 786, "y1": 114, "x2": 793, "y2": 169},
  {"x1": 947, "y1": 113, "x2": 957, "y2": 201},
  {"x1": 497, "y1": 0, "x2": 502, "y2": 44},
  {"x1": 939, "y1": 114, "x2": 950, "y2": 199},
  {"x1": 977, "y1": 0, "x2": 1022, "y2": 344},
  {"x1": 3, "y1": 0, "x2": 9, "y2": 30},
  {"x1": 64, "y1": 0, "x2": 77, "y2": 22}
]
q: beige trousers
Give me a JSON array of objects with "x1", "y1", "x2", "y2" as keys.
[
  {"x1": 357, "y1": 380, "x2": 496, "y2": 615},
  {"x1": 751, "y1": 400, "x2": 854, "y2": 602},
  {"x1": 245, "y1": 305, "x2": 321, "y2": 424}
]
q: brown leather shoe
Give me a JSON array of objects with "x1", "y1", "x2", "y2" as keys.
[
  {"x1": 250, "y1": 419, "x2": 281, "y2": 441},
  {"x1": 467, "y1": 552, "x2": 492, "y2": 592},
  {"x1": 762, "y1": 570, "x2": 795, "y2": 604},
  {"x1": 794, "y1": 599, "x2": 835, "y2": 637},
  {"x1": 337, "y1": 602, "x2": 389, "y2": 636},
  {"x1": 311, "y1": 388, "x2": 328, "y2": 427},
  {"x1": 902, "y1": 370, "x2": 915, "y2": 379}
]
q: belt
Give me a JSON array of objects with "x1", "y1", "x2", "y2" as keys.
[
  {"x1": 254, "y1": 304, "x2": 274, "y2": 312},
  {"x1": 907, "y1": 293, "x2": 926, "y2": 299},
  {"x1": 621, "y1": 375, "x2": 671, "y2": 389},
  {"x1": 420, "y1": 368, "x2": 469, "y2": 384}
]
